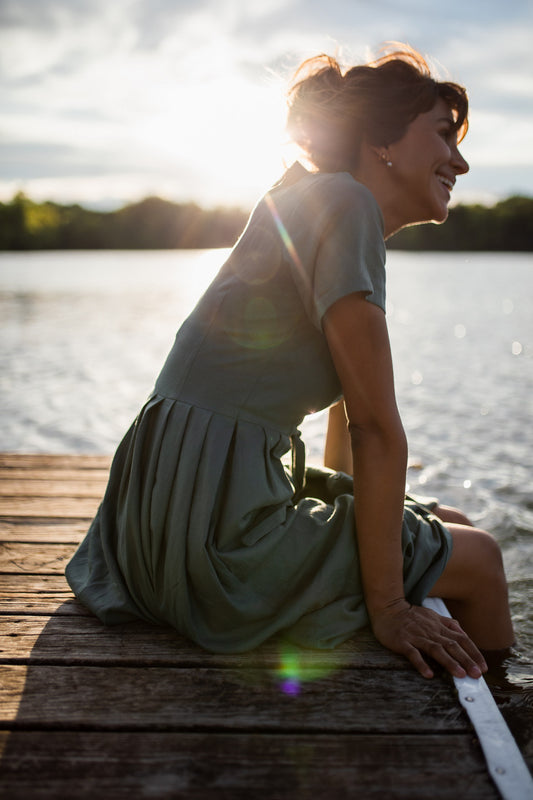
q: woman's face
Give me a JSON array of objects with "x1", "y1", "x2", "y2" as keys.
[{"x1": 387, "y1": 97, "x2": 469, "y2": 226}]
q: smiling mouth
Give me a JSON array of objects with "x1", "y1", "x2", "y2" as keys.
[{"x1": 437, "y1": 174, "x2": 454, "y2": 191}]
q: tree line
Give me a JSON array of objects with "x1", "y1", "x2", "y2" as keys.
[
  {"x1": 0, "y1": 194, "x2": 249, "y2": 251},
  {"x1": 390, "y1": 195, "x2": 533, "y2": 251},
  {"x1": 0, "y1": 191, "x2": 532, "y2": 251}
]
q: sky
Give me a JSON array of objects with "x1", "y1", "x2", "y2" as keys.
[{"x1": 1, "y1": 0, "x2": 532, "y2": 212}]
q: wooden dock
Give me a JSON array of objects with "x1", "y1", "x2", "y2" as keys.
[{"x1": 0, "y1": 453, "x2": 525, "y2": 799}]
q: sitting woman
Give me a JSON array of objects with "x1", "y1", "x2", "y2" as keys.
[{"x1": 67, "y1": 44, "x2": 514, "y2": 680}]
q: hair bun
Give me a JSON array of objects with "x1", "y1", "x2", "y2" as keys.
[
  {"x1": 286, "y1": 45, "x2": 468, "y2": 173},
  {"x1": 286, "y1": 56, "x2": 351, "y2": 171}
]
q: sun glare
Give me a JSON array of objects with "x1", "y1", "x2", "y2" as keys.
[
  {"x1": 133, "y1": 70, "x2": 291, "y2": 207},
  {"x1": 2, "y1": 7, "x2": 302, "y2": 211}
]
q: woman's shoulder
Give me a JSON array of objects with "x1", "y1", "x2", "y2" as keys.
[
  {"x1": 307, "y1": 171, "x2": 379, "y2": 213},
  {"x1": 273, "y1": 163, "x2": 380, "y2": 217}
]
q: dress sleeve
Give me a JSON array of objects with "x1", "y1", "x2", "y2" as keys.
[{"x1": 312, "y1": 176, "x2": 386, "y2": 326}]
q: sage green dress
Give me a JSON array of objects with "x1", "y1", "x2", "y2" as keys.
[{"x1": 66, "y1": 164, "x2": 452, "y2": 651}]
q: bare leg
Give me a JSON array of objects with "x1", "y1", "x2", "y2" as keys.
[
  {"x1": 429, "y1": 523, "x2": 515, "y2": 651},
  {"x1": 432, "y1": 504, "x2": 474, "y2": 527}
]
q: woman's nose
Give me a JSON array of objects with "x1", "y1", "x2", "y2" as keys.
[{"x1": 453, "y1": 146, "x2": 469, "y2": 175}]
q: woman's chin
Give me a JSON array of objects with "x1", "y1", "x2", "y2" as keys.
[{"x1": 429, "y1": 204, "x2": 450, "y2": 225}]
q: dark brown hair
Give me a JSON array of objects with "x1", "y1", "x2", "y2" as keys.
[{"x1": 286, "y1": 44, "x2": 469, "y2": 173}]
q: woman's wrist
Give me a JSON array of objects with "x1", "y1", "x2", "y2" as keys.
[{"x1": 366, "y1": 595, "x2": 410, "y2": 621}]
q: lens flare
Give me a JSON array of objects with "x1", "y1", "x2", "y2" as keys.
[
  {"x1": 280, "y1": 678, "x2": 301, "y2": 695},
  {"x1": 225, "y1": 294, "x2": 295, "y2": 350},
  {"x1": 277, "y1": 649, "x2": 303, "y2": 695},
  {"x1": 264, "y1": 192, "x2": 321, "y2": 317},
  {"x1": 265, "y1": 193, "x2": 302, "y2": 271},
  {"x1": 274, "y1": 644, "x2": 339, "y2": 696}
]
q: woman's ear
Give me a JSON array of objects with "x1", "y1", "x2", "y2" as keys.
[
  {"x1": 363, "y1": 143, "x2": 392, "y2": 169},
  {"x1": 375, "y1": 147, "x2": 393, "y2": 168}
]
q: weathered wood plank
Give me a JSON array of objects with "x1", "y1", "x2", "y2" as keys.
[
  {"x1": 0, "y1": 575, "x2": 87, "y2": 615},
  {"x1": 0, "y1": 454, "x2": 112, "y2": 470},
  {"x1": 0, "y1": 596, "x2": 86, "y2": 616},
  {"x1": 0, "y1": 542, "x2": 75, "y2": 573},
  {"x1": 0, "y1": 468, "x2": 109, "y2": 482},
  {"x1": 0, "y1": 731, "x2": 498, "y2": 800},
  {"x1": 0, "y1": 480, "x2": 105, "y2": 498},
  {"x1": 0, "y1": 615, "x2": 405, "y2": 669},
  {"x1": 0, "y1": 663, "x2": 467, "y2": 732},
  {"x1": 0, "y1": 520, "x2": 87, "y2": 543},
  {"x1": 0, "y1": 497, "x2": 100, "y2": 517}
]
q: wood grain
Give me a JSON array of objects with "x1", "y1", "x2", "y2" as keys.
[
  {"x1": 0, "y1": 663, "x2": 465, "y2": 731},
  {"x1": 0, "y1": 542, "x2": 76, "y2": 573},
  {"x1": 0, "y1": 731, "x2": 498, "y2": 799},
  {"x1": 0, "y1": 497, "x2": 101, "y2": 517},
  {"x1": 0, "y1": 454, "x2": 112, "y2": 470},
  {"x1": 0, "y1": 615, "x2": 403, "y2": 668}
]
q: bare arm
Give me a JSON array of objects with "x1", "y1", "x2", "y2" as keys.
[
  {"x1": 324, "y1": 400, "x2": 353, "y2": 474},
  {"x1": 323, "y1": 292, "x2": 485, "y2": 679},
  {"x1": 323, "y1": 292, "x2": 408, "y2": 616}
]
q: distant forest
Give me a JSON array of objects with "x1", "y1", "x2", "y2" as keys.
[{"x1": 1, "y1": 191, "x2": 532, "y2": 251}]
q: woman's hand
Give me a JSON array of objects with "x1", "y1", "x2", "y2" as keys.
[{"x1": 370, "y1": 599, "x2": 488, "y2": 679}]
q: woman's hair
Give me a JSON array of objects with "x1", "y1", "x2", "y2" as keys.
[{"x1": 286, "y1": 43, "x2": 469, "y2": 173}]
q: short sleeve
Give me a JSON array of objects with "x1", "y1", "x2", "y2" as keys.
[
  {"x1": 312, "y1": 176, "x2": 386, "y2": 324},
  {"x1": 265, "y1": 169, "x2": 386, "y2": 331}
]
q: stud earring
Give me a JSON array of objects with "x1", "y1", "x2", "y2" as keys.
[{"x1": 381, "y1": 152, "x2": 392, "y2": 168}]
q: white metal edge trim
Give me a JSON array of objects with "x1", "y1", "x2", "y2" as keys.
[{"x1": 423, "y1": 596, "x2": 533, "y2": 800}]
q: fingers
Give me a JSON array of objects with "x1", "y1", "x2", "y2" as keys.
[
  {"x1": 371, "y1": 604, "x2": 488, "y2": 681},
  {"x1": 398, "y1": 610, "x2": 488, "y2": 680},
  {"x1": 403, "y1": 644, "x2": 434, "y2": 679},
  {"x1": 414, "y1": 628, "x2": 488, "y2": 680},
  {"x1": 425, "y1": 638, "x2": 478, "y2": 679},
  {"x1": 403, "y1": 637, "x2": 470, "y2": 679},
  {"x1": 440, "y1": 617, "x2": 488, "y2": 676}
]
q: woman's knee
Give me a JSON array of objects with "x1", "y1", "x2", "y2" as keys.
[
  {"x1": 433, "y1": 504, "x2": 473, "y2": 526},
  {"x1": 432, "y1": 524, "x2": 507, "y2": 599},
  {"x1": 472, "y1": 527, "x2": 506, "y2": 580},
  {"x1": 464, "y1": 526, "x2": 505, "y2": 579}
]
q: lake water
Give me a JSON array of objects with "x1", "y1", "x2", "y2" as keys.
[{"x1": 1, "y1": 248, "x2": 532, "y2": 750}]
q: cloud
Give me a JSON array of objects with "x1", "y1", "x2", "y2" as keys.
[
  {"x1": 0, "y1": 0, "x2": 95, "y2": 29},
  {"x1": 1, "y1": 0, "x2": 532, "y2": 208}
]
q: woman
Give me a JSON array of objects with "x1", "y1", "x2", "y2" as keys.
[{"x1": 67, "y1": 44, "x2": 514, "y2": 680}]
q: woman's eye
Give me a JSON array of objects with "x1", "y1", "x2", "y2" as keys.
[{"x1": 439, "y1": 128, "x2": 455, "y2": 145}]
